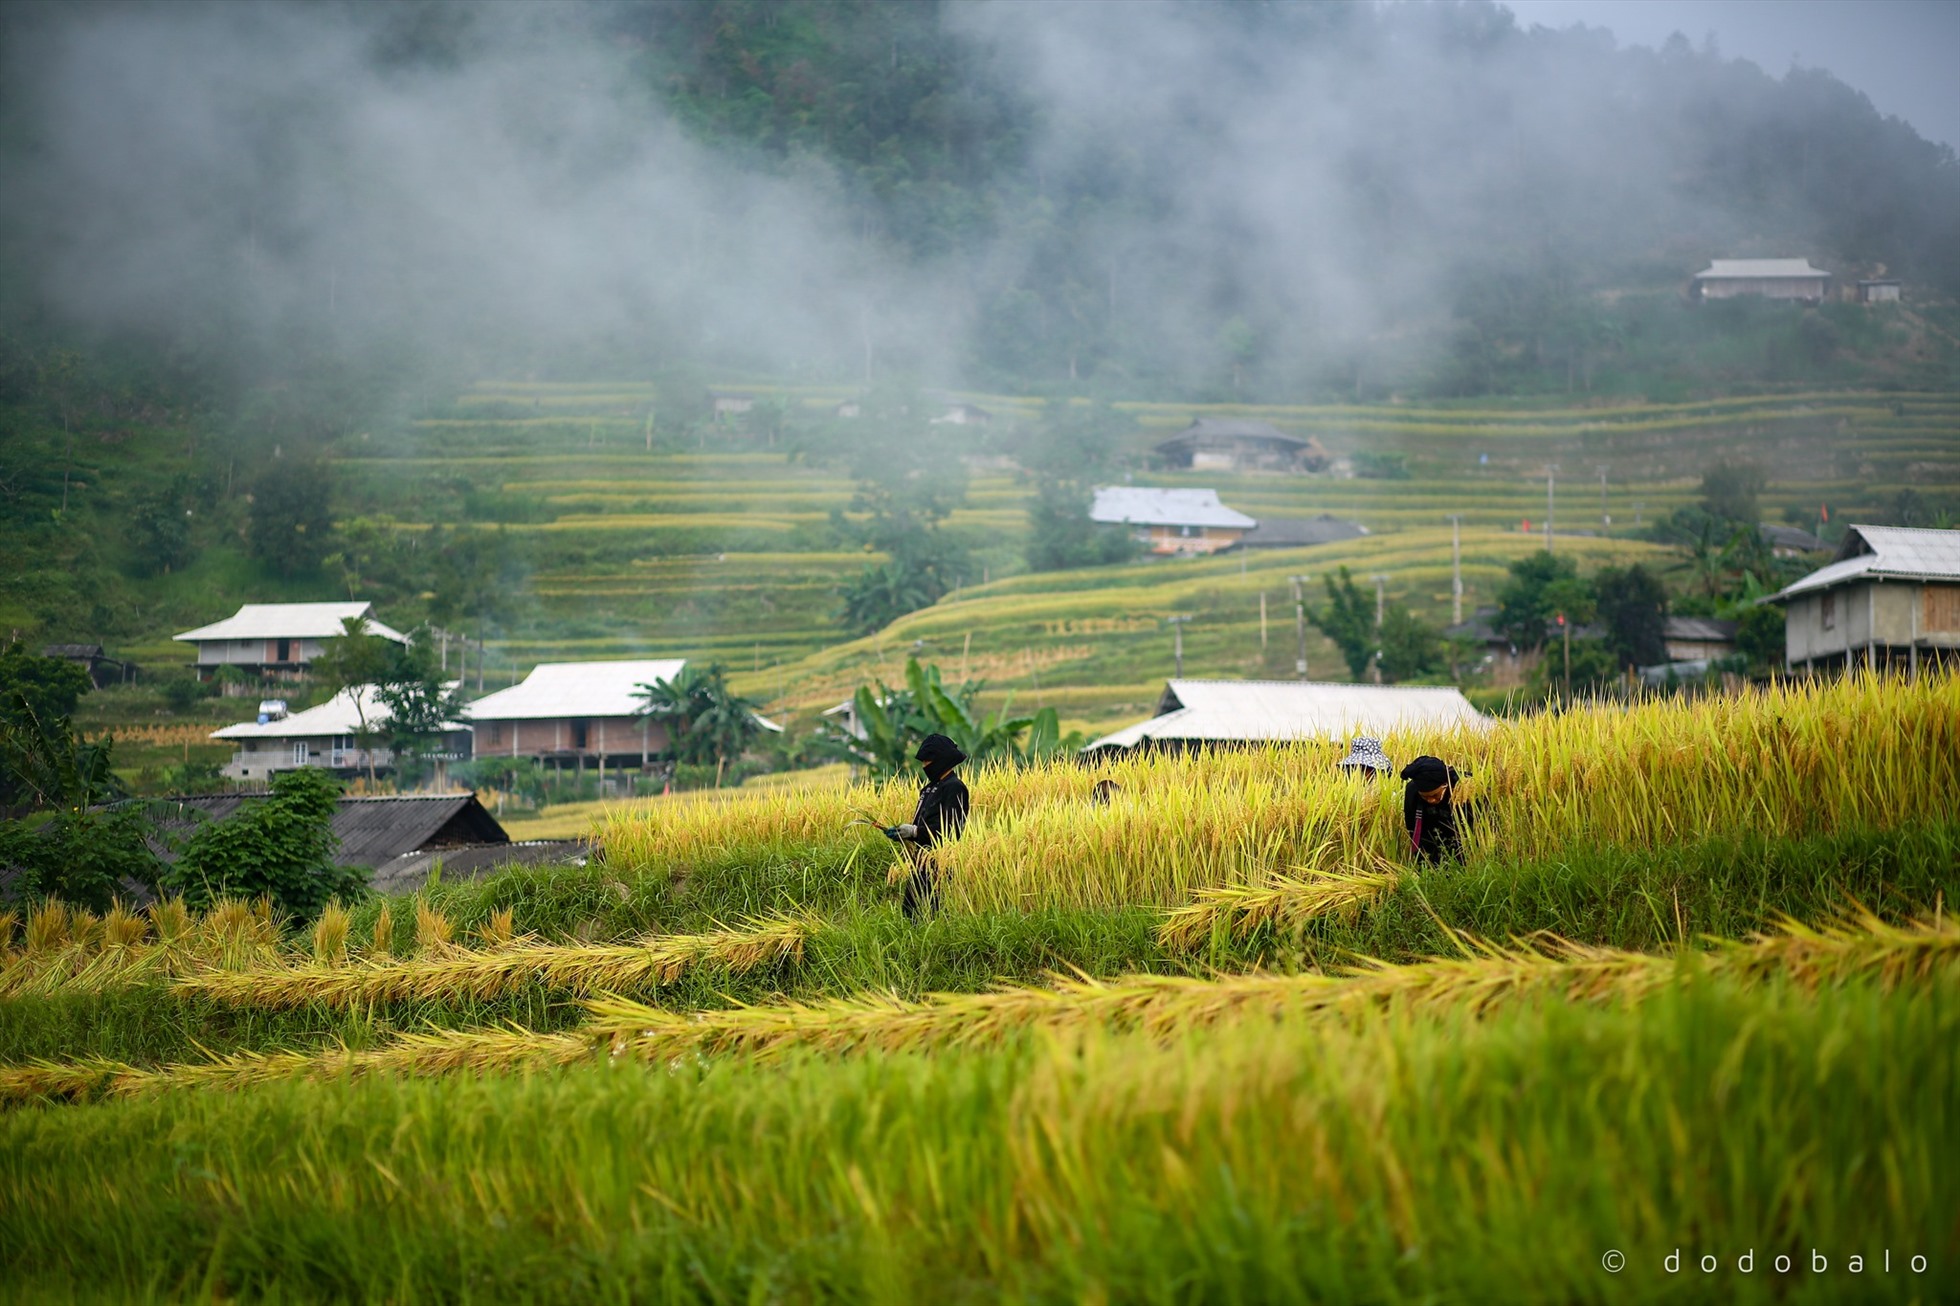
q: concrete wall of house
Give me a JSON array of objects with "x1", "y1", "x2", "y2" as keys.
[
  {"x1": 193, "y1": 636, "x2": 330, "y2": 671},
  {"x1": 1143, "y1": 524, "x2": 1245, "y2": 556},
  {"x1": 471, "y1": 715, "x2": 670, "y2": 761},
  {"x1": 1786, "y1": 582, "x2": 1960, "y2": 666},
  {"x1": 1664, "y1": 637, "x2": 1735, "y2": 662},
  {"x1": 1699, "y1": 277, "x2": 1828, "y2": 301},
  {"x1": 223, "y1": 735, "x2": 394, "y2": 781}
]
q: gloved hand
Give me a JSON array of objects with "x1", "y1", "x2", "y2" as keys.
[{"x1": 885, "y1": 823, "x2": 919, "y2": 841}]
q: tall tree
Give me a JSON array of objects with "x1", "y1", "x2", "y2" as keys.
[
  {"x1": 637, "y1": 664, "x2": 766, "y2": 774},
  {"x1": 1310, "y1": 567, "x2": 1378, "y2": 680},
  {"x1": 1591, "y1": 564, "x2": 1669, "y2": 670},
  {"x1": 311, "y1": 616, "x2": 398, "y2": 787}
]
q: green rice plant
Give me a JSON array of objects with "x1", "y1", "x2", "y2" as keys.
[{"x1": 1, "y1": 972, "x2": 1950, "y2": 1303}]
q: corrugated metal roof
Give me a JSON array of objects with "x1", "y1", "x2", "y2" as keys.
[
  {"x1": 1772, "y1": 525, "x2": 1960, "y2": 599},
  {"x1": 464, "y1": 659, "x2": 687, "y2": 721},
  {"x1": 370, "y1": 840, "x2": 586, "y2": 895},
  {"x1": 141, "y1": 793, "x2": 508, "y2": 869},
  {"x1": 1662, "y1": 616, "x2": 1737, "y2": 642},
  {"x1": 211, "y1": 685, "x2": 464, "y2": 740},
  {"x1": 174, "y1": 602, "x2": 406, "y2": 644},
  {"x1": 1084, "y1": 679, "x2": 1489, "y2": 752},
  {"x1": 1090, "y1": 487, "x2": 1257, "y2": 530},
  {"x1": 1693, "y1": 259, "x2": 1830, "y2": 279}
]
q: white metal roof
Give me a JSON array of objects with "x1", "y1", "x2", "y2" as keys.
[
  {"x1": 462, "y1": 660, "x2": 688, "y2": 721},
  {"x1": 1693, "y1": 259, "x2": 1829, "y2": 280},
  {"x1": 1771, "y1": 525, "x2": 1960, "y2": 600},
  {"x1": 1090, "y1": 487, "x2": 1257, "y2": 530},
  {"x1": 1084, "y1": 679, "x2": 1489, "y2": 752},
  {"x1": 210, "y1": 685, "x2": 464, "y2": 740},
  {"x1": 175, "y1": 602, "x2": 406, "y2": 644}
]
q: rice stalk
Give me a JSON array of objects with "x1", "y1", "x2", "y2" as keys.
[
  {"x1": 312, "y1": 904, "x2": 351, "y2": 967},
  {"x1": 1158, "y1": 856, "x2": 1400, "y2": 950},
  {"x1": 475, "y1": 906, "x2": 517, "y2": 949},
  {"x1": 146, "y1": 899, "x2": 192, "y2": 945},
  {"x1": 24, "y1": 902, "x2": 70, "y2": 955},
  {"x1": 10, "y1": 911, "x2": 1949, "y2": 1108},
  {"x1": 171, "y1": 914, "x2": 813, "y2": 1010},
  {"x1": 585, "y1": 910, "x2": 1960, "y2": 1066},
  {"x1": 414, "y1": 899, "x2": 456, "y2": 954},
  {"x1": 369, "y1": 904, "x2": 394, "y2": 959}
]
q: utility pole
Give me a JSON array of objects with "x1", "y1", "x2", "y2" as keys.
[
  {"x1": 1289, "y1": 575, "x2": 1310, "y2": 679},
  {"x1": 1370, "y1": 574, "x2": 1389, "y2": 627},
  {"x1": 1259, "y1": 591, "x2": 1268, "y2": 649},
  {"x1": 1546, "y1": 463, "x2": 1559, "y2": 553},
  {"x1": 1447, "y1": 515, "x2": 1464, "y2": 625},
  {"x1": 1167, "y1": 614, "x2": 1193, "y2": 678},
  {"x1": 1598, "y1": 466, "x2": 1610, "y2": 538},
  {"x1": 1560, "y1": 612, "x2": 1572, "y2": 705}
]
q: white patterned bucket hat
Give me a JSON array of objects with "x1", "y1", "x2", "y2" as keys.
[{"x1": 1336, "y1": 736, "x2": 1392, "y2": 773}]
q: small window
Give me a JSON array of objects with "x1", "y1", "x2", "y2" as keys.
[
  {"x1": 490, "y1": 723, "x2": 503, "y2": 745},
  {"x1": 1820, "y1": 592, "x2": 1836, "y2": 631},
  {"x1": 572, "y1": 720, "x2": 590, "y2": 750},
  {"x1": 276, "y1": 638, "x2": 292, "y2": 662},
  {"x1": 292, "y1": 741, "x2": 310, "y2": 766}
]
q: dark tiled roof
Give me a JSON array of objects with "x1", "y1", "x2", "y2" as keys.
[
  {"x1": 1158, "y1": 418, "x2": 1314, "y2": 446},
  {"x1": 142, "y1": 793, "x2": 508, "y2": 868},
  {"x1": 1238, "y1": 515, "x2": 1368, "y2": 548},
  {"x1": 370, "y1": 841, "x2": 586, "y2": 895}
]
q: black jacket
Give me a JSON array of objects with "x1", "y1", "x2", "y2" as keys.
[
  {"x1": 910, "y1": 773, "x2": 970, "y2": 848},
  {"x1": 1403, "y1": 786, "x2": 1473, "y2": 864}
]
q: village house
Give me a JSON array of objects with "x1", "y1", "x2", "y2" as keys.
[
  {"x1": 1090, "y1": 487, "x2": 1257, "y2": 556},
  {"x1": 41, "y1": 643, "x2": 130, "y2": 689},
  {"x1": 1771, "y1": 524, "x2": 1960, "y2": 675},
  {"x1": 211, "y1": 685, "x2": 470, "y2": 785},
  {"x1": 1661, "y1": 616, "x2": 1738, "y2": 662},
  {"x1": 710, "y1": 390, "x2": 755, "y2": 419},
  {"x1": 1083, "y1": 679, "x2": 1488, "y2": 756},
  {"x1": 464, "y1": 659, "x2": 686, "y2": 775},
  {"x1": 1857, "y1": 279, "x2": 1902, "y2": 303},
  {"x1": 1691, "y1": 258, "x2": 1831, "y2": 302},
  {"x1": 1154, "y1": 418, "x2": 1329, "y2": 473},
  {"x1": 1760, "y1": 524, "x2": 1828, "y2": 558},
  {"x1": 173, "y1": 602, "x2": 405, "y2": 682},
  {"x1": 931, "y1": 402, "x2": 993, "y2": 426}
]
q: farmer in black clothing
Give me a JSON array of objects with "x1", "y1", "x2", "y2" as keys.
[
  {"x1": 885, "y1": 733, "x2": 970, "y2": 919},
  {"x1": 1400, "y1": 754, "x2": 1473, "y2": 865}
]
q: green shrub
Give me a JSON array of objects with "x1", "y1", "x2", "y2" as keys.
[{"x1": 163, "y1": 768, "x2": 365, "y2": 918}]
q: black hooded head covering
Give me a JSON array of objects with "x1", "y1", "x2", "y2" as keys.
[
  {"x1": 1398, "y1": 755, "x2": 1458, "y2": 791},
  {"x1": 916, "y1": 733, "x2": 967, "y2": 776}
]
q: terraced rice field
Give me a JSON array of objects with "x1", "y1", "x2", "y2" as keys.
[
  {"x1": 4, "y1": 674, "x2": 1957, "y2": 1300},
  {"x1": 323, "y1": 385, "x2": 1960, "y2": 727}
]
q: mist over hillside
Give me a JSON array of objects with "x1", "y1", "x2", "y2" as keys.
[{"x1": 1, "y1": 0, "x2": 1955, "y2": 398}]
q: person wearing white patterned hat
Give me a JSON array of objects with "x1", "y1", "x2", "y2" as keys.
[{"x1": 1336, "y1": 736, "x2": 1392, "y2": 777}]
